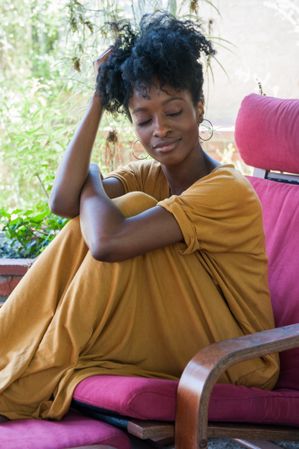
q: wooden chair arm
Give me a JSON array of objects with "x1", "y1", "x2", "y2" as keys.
[{"x1": 175, "y1": 323, "x2": 299, "y2": 449}]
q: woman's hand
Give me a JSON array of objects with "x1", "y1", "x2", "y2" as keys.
[
  {"x1": 94, "y1": 47, "x2": 113, "y2": 98},
  {"x1": 94, "y1": 47, "x2": 113, "y2": 76}
]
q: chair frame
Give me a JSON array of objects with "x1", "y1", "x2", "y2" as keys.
[
  {"x1": 125, "y1": 324, "x2": 299, "y2": 449},
  {"x1": 176, "y1": 323, "x2": 299, "y2": 449}
]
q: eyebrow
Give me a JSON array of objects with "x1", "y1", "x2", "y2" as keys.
[{"x1": 132, "y1": 96, "x2": 184, "y2": 115}]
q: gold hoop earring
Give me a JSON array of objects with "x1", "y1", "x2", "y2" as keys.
[
  {"x1": 131, "y1": 140, "x2": 149, "y2": 160},
  {"x1": 199, "y1": 119, "x2": 214, "y2": 142}
]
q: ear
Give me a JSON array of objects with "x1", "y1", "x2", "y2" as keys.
[{"x1": 196, "y1": 100, "x2": 205, "y2": 125}]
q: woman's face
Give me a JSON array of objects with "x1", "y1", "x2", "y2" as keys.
[{"x1": 128, "y1": 84, "x2": 204, "y2": 166}]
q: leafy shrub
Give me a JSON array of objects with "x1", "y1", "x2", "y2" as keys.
[
  {"x1": 0, "y1": 0, "x2": 222, "y2": 259},
  {"x1": 0, "y1": 79, "x2": 81, "y2": 210},
  {"x1": 0, "y1": 203, "x2": 67, "y2": 258}
]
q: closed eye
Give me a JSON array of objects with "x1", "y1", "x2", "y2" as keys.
[
  {"x1": 137, "y1": 119, "x2": 151, "y2": 127},
  {"x1": 137, "y1": 110, "x2": 182, "y2": 127},
  {"x1": 166, "y1": 110, "x2": 182, "y2": 117}
]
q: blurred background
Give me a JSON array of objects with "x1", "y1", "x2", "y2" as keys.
[{"x1": 0, "y1": 0, "x2": 298, "y2": 256}]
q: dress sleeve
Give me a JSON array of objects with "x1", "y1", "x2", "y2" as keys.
[
  {"x1": 158, "y1": 168, "x2": 264, "y2": 255},
  {"x1": 105, "y1": 162, "x2": 143, "y2": 193}
]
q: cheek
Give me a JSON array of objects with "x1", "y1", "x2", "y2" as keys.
[
  {"x1": 181, "y1": 117, "x2": 199, "y2": 139},
  {"x1": 134, "y1": 127, "x2": 151, "y2": 147}
]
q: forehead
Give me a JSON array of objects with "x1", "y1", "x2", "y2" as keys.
[{"x1": 128, "y1": 84, "x2": 192, "y2": 113}]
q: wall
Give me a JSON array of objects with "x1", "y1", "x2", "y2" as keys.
[
  {"x1": 200, "y1": 0, "x2": 299, "y2": 127},
  {"x1": 0, "y1": 259, "x2": 33, "y2": 304}
]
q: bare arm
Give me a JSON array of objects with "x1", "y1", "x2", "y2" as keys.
[
  {"x1": 80, "y1": 165, "x2": 183, "y2": 262},
  {"x1": 49, "y1": 48, "x2": 123, "y2": 217},
  {"x1": 49, "y1": 94, "x2": 104, "y2": 217}
]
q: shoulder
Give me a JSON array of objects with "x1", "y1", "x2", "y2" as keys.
[
  {"x1": 186, "y1": 165, "x2": 257, "y2": 203},
  {"x1": 106, "y1": 159, "x2": 167, "y2": 197},
  {"x1": 108, "y1": 159, "x2": 161, "y2": 180},
  {"x1": 194, "y1": 165, "x2": 250, "y2": 188},
  {"x1": 135, "y1": 159, "x2": 163, "y2": 180},
  {"x1": 162, "y1": 164, "x2": 261, "y2": 222}
]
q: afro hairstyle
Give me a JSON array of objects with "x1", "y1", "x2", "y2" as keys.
[{"x1": 96, "y1": 12, "x2": 215, "y2": 117}]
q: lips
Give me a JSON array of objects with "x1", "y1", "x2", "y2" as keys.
[{"x1": 152, "y1": 138, "x2": 181, "y2": 152}]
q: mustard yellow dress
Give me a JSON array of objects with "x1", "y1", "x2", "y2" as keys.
[{"x1": 0, "y1": 161, "x2": 279, "y2": 420}]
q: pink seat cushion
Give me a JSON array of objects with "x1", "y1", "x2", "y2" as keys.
[
  {"x1": 73, "y1": 375, "x2": 177, "y2": 421},
  {"x1": 209, "y1": 384, "x2": 299, "y2": 426},
  {"x1": 248, "y1": 177, "x2": 299, "y2": 389},
  {"x1": 73, "y1": 375, "x2": 299, "y2": 427},
  {"x1": 0, "y1": 411, "x2": 131, "y2": 449},
  {"x1": 235, "y1": 94, "x2": 299, "y2": 173}
]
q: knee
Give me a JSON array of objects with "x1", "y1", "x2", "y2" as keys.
[
  {"x1": 56, "y1": 216, "x2": 82, "y2": 242},
  {"x1": 64, "y1": 216, "x2": 80, "y2": 232},
  {"x1": 113, "y1": 192, "x2": 158, "y2": 217}
]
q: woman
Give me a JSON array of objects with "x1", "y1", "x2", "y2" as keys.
[{"x1": 0, "y1": 12, "x2": 279, "y2": 421}]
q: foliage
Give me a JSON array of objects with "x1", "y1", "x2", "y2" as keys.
[
  {"x1": 1, "y1": 0, "x2": 221, "y2": 206},
  {"x1": 0, "y1": 202, "x2": 67, "y2": 258},
  {"x1": 0, "y1": 79, "x2": 74, "y2": 209},
  {"x1": 64, "y1": 0, "x2": 222, "y2": 88},
  {"x1": 0, "y1": 0, "x2": 229, "y2": 258}
]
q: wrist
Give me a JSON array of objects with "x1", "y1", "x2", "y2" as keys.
[{"x1": 90, "y1": 92, "x2": 103, "y2": 111}]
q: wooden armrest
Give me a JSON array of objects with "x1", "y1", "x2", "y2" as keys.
[{"x1": 175, "y1": 323, "x2": 299, "y2": 449}]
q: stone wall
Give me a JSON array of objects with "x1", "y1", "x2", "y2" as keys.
[{"x1": 0, "y1": 259, "x2": 34, "y2": 304}]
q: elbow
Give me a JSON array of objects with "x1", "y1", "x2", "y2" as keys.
[
  {"x1": 89, "y1": 237, "x2": 119, "y2": 263},
  {"x1": 48, "y1": 195, "x2": 61, "y2": 216},
  {"x1": 49, "y1": 194, "x2": 79, "y2": 219}
]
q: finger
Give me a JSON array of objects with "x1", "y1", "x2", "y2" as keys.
[
  {"x1": 94, "y1": 46, "x2": 113, "y2": 66},
  {"x1": 100, "y1": 46, "x2": 113, "y2": 59}
]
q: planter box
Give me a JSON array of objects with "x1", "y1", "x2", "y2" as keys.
[{"x1": 0, "y1": 258, "x2": 34, "y2": 304}]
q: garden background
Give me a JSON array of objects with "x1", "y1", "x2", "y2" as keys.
[{"x1": 1, "y1": 0, "x2": 299, "y2": 258}]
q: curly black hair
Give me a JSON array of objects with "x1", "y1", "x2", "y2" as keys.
[{"x1": 96, "y1": 12, "x2": 215, "y2": 117}]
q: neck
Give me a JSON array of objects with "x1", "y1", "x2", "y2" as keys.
[{"x1": 162, "y1": 146, "x2": 220, "y2": 195}]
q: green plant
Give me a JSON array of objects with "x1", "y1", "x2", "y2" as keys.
[
  {"x1": 0, "y1": 79, "x2": 79, "y2": 209},
  {"x1": 0, "y1": 203, "x2": 67, "y2": 258},
  {"x1": 0, "y1": 0, "x2": 229, "y2": 260}
]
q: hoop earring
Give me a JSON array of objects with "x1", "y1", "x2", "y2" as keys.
[
  {"x1": 199, "y1": 119, "x2": 214, "y2": 141},
  {"x1": 131, "y1": 140, "x2": 149, "y2": 160}
]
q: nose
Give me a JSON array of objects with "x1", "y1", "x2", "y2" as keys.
[{"x1": 153, "y1": 115, "x2": 171, "y2": 137}]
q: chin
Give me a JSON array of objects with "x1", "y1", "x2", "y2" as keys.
[{"x1": 156, "y1": 154, "x2": 185, "y2": 167}]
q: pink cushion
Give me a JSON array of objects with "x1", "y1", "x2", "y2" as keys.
[
  {"x1": 73, "y1": 375, "x2": 177, "y2": 421},
  {"x1": 73, "y1": 376, "x2": 299, "y2": 427},
  {"x1": 235, "y1": 94, "x2": 299, "y2": 173},
  {"x1": 248, "y1": 177, "x2": 299, "y2": 389},
  {"x1": 0, "y1": 411, "x2": 131, "y2": 449},
  {"x1": 209, "y1": 384, "x2": 299, "y2": 426}
]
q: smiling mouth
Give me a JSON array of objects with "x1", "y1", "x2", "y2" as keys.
[{"x1": 152, "y1": 139, "x2": 181, "y2": 153}]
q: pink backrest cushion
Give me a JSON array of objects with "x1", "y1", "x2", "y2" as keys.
[
  {"x1": 248, "y1": 176, "x2": 299, "y2": 389},
  {"x1": 235, "y1": 94, "x2": 299, "y2": 173}
]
